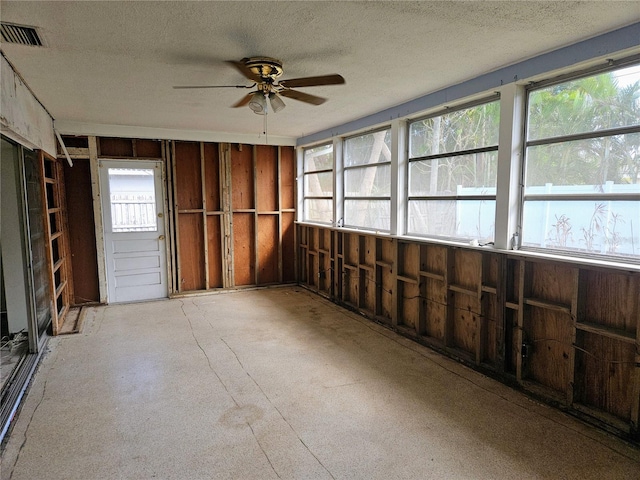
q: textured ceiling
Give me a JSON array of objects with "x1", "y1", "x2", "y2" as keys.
[{"x1": 1, "y1": 1, "x2": 639, "y2": 143}]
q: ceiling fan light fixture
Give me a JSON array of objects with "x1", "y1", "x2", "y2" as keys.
[
  {"x1": 248, "y1": 92, "x2": 267, "y2": 114},
  {"x1": 269, "y1": 93, "x2": 286, "y2": 113}
]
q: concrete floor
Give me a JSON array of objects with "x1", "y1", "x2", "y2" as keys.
[{"x1": 1, "y1": 287, "x2": 639, "y2": 479}]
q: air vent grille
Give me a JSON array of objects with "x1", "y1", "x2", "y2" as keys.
[{"x1": 1, "y1": 22, "x2": 43, "y2": 46}]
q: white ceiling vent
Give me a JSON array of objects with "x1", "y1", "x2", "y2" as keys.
[{"x1": 1, "y1": 22, "x2": 44, "y2": 46}]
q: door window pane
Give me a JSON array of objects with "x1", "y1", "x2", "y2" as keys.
[{"x1": 108, "y1": 168, "x2": 157, "y2": 232}]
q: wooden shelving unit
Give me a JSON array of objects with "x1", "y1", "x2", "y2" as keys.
[{"x1": 40, "y1": 152, "x2": 72, "y2": 335}]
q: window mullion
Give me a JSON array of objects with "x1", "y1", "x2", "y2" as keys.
[{"x1": 494, "y1": 83, "x2": 526, "y2": 250}]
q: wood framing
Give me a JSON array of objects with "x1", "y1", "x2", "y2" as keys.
[
  {"x1": 39, "y1": 151, "x2": 72, "y2": 335},
  {"x1": 170, "y1": 140, "x2": 296, "y2": 293},
  {"x1": 298, "y1": 224, "x2": 640, "y2": 440}
]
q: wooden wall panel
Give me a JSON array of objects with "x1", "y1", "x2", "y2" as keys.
[
  {"x1": 529, "y1": 262, "x2": 574, "y2": 305},
  {"x1": 207, "y1": 216, "x2": 223, "y2": 288},
  {"x1": 256, "y1": 145, "x2": 278, "y2": 212},
  {"x1": 525, "y1": 307, "x2": 572, "y2": 394},
  {"x1": 481, "y1": 293, "x2": 498, "y2": 364},
  {"x1": 400, "y1": 243, "x2": 419, "y2": 278},
  {"x1": 178, "y1": 214, "x2": 205, "y2": 291},
  {"x1": 453, "y1": 249, "x2": 481, "y2": 290},
  {"x1": 99, "y1": 137, "x2": 133, "y2": 157},
  {"x1": 378, "y1": 237, "x2": 394, "y2": 265},
  {"x1": 583, "y1": 271, "x2": 638, "y2": 333},
  {"x1": 380, "y1": 266, "x2": 394, "y2": 320},
  {"x1": 282, "y1": 212, "x2": 296, "y2": 282},
  {"x1": 175, "y1": 142, "x2": 203, "y2": 210},
  {"x1": 575, "y1": 331, "x2": 635, "y2": 421},
  {"x1": 63, "y1": 159, "x2": 99, "y2": 304},
  {"x1": 424, "y1": 295, "x2": 446, "y2": 341},
  {"x1": 231, "y1": 145, "x2": 254, "y2": 209},
  {"x1": 233, "y1": 213, "x2": 255, "y2": 286},
  {"x1": 452, "y1": 293, "x2": 479, "y2": 355},
  {"x1": 258, "y1": 215, "x2": 279, "y2": 284},
  {"x1": 204, "y1": 143, "x2": 220, "y2": 212},
  {"x1": 358, "y1": 264, "x2": 374, "y2": 312},
  {"x1": 400, "y1": 283, "x2": 419, "y2": 329},
  {"x1": 483, "y1": 253, "x2": 498, "y2": 286},
  {"x1": 280, "y1": 146, "x2": 295, "y2": 210},
  {"x1": 346, "y1": 272, "x2": 358, "y2": 306},
  {"x1": 361, "y1": 236, "x2": 375, "y2": 267},
  {"x1": 345, "y1": 234, "x2": 358, "y2": 266},
  {"x1": 423, "y1": 245, "x2": 446, "y2": 276},
  {"x1": 136, "y1": 140, "x2": 162, "y2": 158}
]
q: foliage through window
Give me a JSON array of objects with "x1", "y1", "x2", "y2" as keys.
[
  {"x1": 407, "y1": 98, "x2": 500, "y2": 241},
  {"x1": 343, "y1": 128, "x2": 392, "y2": 230},
  {"x1": 303, "y1": 143, "x2": 334, "y2": 223},
  {"x1": 522, "y1": 64, "x2": 640, "y2": 260}
]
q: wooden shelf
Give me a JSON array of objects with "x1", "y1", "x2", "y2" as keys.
[
  {"x1": 419, "y1": 270, "x2": 445, "y2": 281},
  {"x1": 51, "y1": 231, "x2": 63, "y2": 241},
  {"x1": 449, "y1": 284, "x2": 477, "y2": 297},
  {"x1": 359, "y1": 264, "x2": 374, "y2": 272},
  {"x1": 524, "y1": 297, "x2": 571, "y2": 314},
  {"x1": 55, "y1": 280, "x2": 68, "y2": 299},
  {"x1": 397, "y1": 275, "x2": 418, "y2": 285},
  {"x1": 376, "y1": 260, "x2": 393, "y2": 268},
  {"x1": 47, "y1": 207, "x2": 61, "y2": 214},
  {"x1": 343, "y1": 264, "x2": 358, "y2": 271},
  {"x1": 177, "y1": 208, "x2": 204, "y2": 214},
  {"x1": 318, "y1": 248, "x2": 331, "y2": 254},
  {"x1": 576, "y1": 321, "x2": 636, "y2": 344},
  {"x1": 53, "y1": 258, "x2": 64, "y2": 273}
]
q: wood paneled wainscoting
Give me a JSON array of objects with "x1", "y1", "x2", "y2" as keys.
[{"x1": 298, "y1": 224, "x2": 640, "y2": 442}]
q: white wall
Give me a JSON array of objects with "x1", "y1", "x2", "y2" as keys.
[{"x1": 1, "y1": 55, "x2": 55, "y2": 156}]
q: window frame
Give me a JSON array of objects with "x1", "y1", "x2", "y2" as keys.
[
  {"x1": 406, "y1": 95, "x2": 500, "y2": 241},
  {"x1": 342, "y1": 126, "x2": 393, "y2": 231},
  {"x1": 520, "y1": 60, "x2": 640, "y2": 262},
  {"x1": 302, "y1": 142, "x2": 334, "y2": 224}
]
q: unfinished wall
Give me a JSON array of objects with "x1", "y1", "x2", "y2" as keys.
[
  {"x1": 0, "y1": 55, "x2": 56, "y2": 155},
  {"x1": 171, "y1": 142, "x2": 296, "y2": 292},
  {"x1": 299, "y1": 224, "x2": 640, "y2": 440}
]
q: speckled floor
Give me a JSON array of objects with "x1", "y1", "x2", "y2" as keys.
[{"x1": 1, "y1": 287, "x2": 639, "y2": 479}]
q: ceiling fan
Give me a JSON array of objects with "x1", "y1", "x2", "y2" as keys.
[{"x1": 173, "y1": 57, "x2": 345, "y2": 114}]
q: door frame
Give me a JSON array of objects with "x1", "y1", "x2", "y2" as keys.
[{"x1": 98, "y1": 158, "x2": 169, "y2": 303}]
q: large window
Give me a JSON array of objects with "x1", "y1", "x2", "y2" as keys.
[
  {"x1": 343, "y1": 128, "x2": 391, "y2": 230},
  {"x1": 303, "y1": 143, "x2": 334, "y2": 223},
  {"x1": 522, "y1": 64, "x2": 640, "y2": 260},
  {"x1": 407, "y1": 98, "x2": 500, "y2": 241}
]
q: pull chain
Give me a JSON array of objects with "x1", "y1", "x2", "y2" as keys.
[{"x1": 263, "y1": 106, "x2": 268, "y2": 144}]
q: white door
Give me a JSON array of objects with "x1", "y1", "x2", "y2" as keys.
[{"x1": 100, "y1": 160, "x2": 168, "y2": 303}]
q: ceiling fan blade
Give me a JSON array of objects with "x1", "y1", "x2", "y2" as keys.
[
  {"x1": 279, "y1": 89, "x2": 326, "y2": 106},
  {"x1": 279, "y1": 74, "x2": 345, "y2": 88},
  {"x1": 232, "y1": 92, "x2": 255, "y2": 108},
  {"x1": 226, "y1": 60, "x2": 263, "y2": 83},
  {"x1": 173, "y1": 84, "x2": 254, "y2": 89}
]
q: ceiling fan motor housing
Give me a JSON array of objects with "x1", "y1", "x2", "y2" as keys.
[{"x1": 243, "y1": 57, "x2": 284, "y2": 81}]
